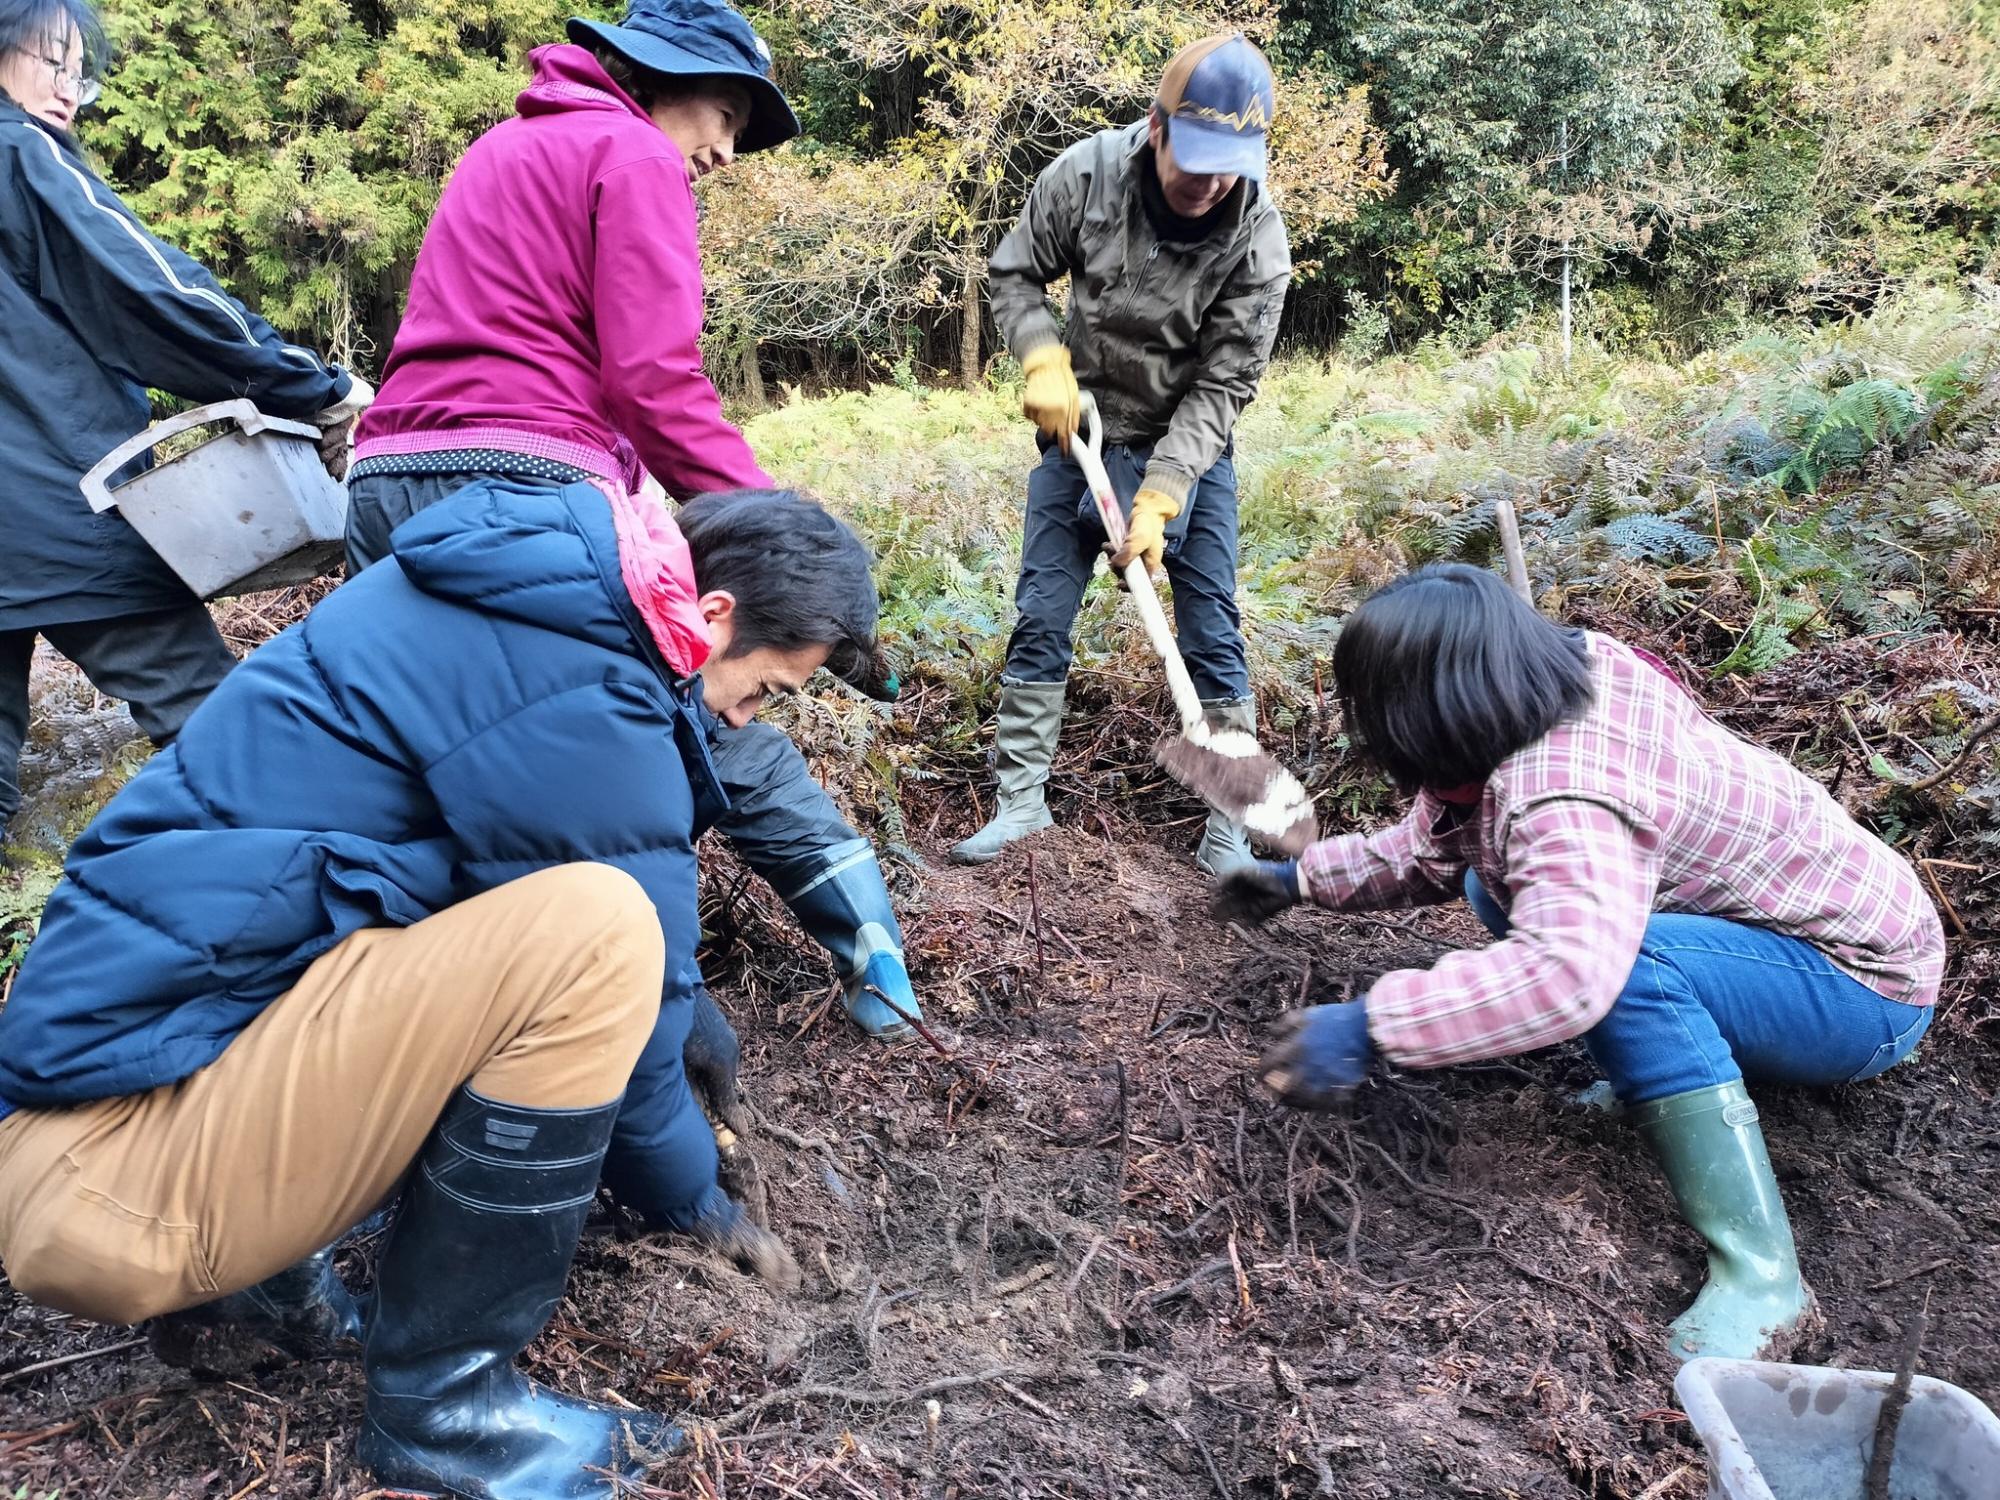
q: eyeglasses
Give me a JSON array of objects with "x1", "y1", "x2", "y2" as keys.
[{"x1": 18, "y1": 50, "x2": 100, "y2": 106}]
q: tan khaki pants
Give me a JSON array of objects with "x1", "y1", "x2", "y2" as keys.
[{"x1": 0, "y1": 863, "x2": 662, "y2": 1325}]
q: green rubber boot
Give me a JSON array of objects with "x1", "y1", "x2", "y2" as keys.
[
  {"x1": 1193, "y1": 697, "x2": 1257, "y2": 877},
  {"x1": 951, "y1": 680, "x2": 1065, "y2": 864},
  {"x1": 1632, "y1": 1081, "x2": 1815, "y2": 1361}
]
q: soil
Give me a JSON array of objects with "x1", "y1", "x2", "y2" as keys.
[
  {"x1": 3, "y1": 614, "x2": 1998, "y2": 1500},
  {"x1": 3, "y1": 808, "x2": 1997, "y2": 1498}
]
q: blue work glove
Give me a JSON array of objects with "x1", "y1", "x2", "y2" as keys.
[
  {"x1": 1259, "y1": 1000, "x2": 1375, "y2": 1109},
  {"x1": 1211, "y1": 860, "x2": 1303, "y2": 926},
  {"x1": 684, "y1": 981, "x2": 749, "y2": 1137}
]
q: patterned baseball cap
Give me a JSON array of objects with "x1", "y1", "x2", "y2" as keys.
[{"x1": 1156, "y1": 32, "x2": 1276, "y2": 181}]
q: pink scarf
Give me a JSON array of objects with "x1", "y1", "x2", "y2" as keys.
[{"x1": 593, "y1": 479, "x2": 712, "y2": 678}]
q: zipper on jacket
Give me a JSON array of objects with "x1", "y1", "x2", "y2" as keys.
[
  {"x1": 1105, "y1": 240, "x2": 1165, "y2": 409},
  {"x1": 1118, "y1": 243, "x2": 1163, "y2": 324}
]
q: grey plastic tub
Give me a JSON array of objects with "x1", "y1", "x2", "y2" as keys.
[
  {"x1": 81, "y1": 398, "x2": 347, "y2": 599},
  {"x1": 1676, "y1": 1356, "x2": 2000, "y2": 1500}
]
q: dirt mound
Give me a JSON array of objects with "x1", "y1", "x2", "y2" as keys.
[{"x1": 5, "y1": 820, "x2": 1996, "y2": 1499}]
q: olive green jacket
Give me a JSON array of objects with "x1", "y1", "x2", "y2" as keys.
[{"x1": 987, "y1": 120, "x2": 1291, "y2": 505}]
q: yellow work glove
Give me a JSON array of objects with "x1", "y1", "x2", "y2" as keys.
[
  {"x1": 1110, "y1": 486, "x2": 1182, "y2": 574},
  {"x1": 1021, "y1": 344, "x2": 1081, "y2": 451}
]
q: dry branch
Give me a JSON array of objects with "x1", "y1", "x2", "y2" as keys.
[
  {"x1": 1866, "y1": 1308, "x2": 1927, "y2": 1500},
  {"x1": 710, "y1": 1365, "x2": 1068, "y2": 1434}
]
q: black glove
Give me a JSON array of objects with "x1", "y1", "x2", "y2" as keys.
[
  {"x1": 1211, "y1": 859, "x2": 1304, "y2": 926},
  {"x1": 689, "y1": 1184, "x2": 802, "y2": 1290},
  {"x1": 684, "y1": 982, "x2": 749, "y2": 1137}
]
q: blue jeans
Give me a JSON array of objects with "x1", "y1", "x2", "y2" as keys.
[
  {"x1": 1004, "y1": 438, "x2": 1248, "y2": 701},
  {"x1": 1464, "y1": 874, "x2": 1932, "y2": 1104}
]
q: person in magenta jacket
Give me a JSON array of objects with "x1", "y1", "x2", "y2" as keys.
[
  {"x1": 348, "y1": 2, "x2": 775, "y2": 506},
  {"x1": 349, "y1": 0, "x2": 929, "y2": 1063}
]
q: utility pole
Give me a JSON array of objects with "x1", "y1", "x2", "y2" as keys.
[{"x1": 1559, "y1": 118, "x2": 1573, "y2": 370}]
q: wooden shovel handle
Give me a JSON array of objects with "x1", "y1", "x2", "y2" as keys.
[
  {"x1": 1494, "y1": 499, "x2": 1533, "y2": 607},
  {"x1": 1074, "y1": 395, "x2": 1205, "y2": 732}
]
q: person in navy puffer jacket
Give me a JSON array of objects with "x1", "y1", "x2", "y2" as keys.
[{"x1": 0, "y1": 475, "x2": 877, "y2": 1499}]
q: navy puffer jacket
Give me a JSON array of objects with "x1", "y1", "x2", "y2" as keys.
[{"x1": 0, "y1": 479, "x2": 730, "y2": 1227}]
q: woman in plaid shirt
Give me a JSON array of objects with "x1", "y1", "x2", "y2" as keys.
[{"x1": 1217, "y1": 564, "x2": 1944, "y2": 1361}]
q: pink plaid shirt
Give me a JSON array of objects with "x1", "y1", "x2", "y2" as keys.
[{"x1": 1301, "y1": 635, "x2": 1945, "y2": 1069}]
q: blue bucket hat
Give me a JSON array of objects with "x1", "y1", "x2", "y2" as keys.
[
  {"x1": 567, "y1": 0, "x2": 801, "y2": 154},
  {"x1": 1156, "y1": 32, "x2": 1276, "y2": 181}
]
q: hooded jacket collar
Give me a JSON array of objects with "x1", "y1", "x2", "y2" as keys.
[
  {"x1": 389, "y1": 478, "x2": 701, "y2": 678},
  {"x1": 516, "y1": 42, "x2": 654, "y2": 124}
]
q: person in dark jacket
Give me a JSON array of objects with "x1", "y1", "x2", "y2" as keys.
[
  {"x1": 346, "y1": 0, "x2": 924, "y2": 1043},
  {"x1": 955, "y1": 32, "x2": 1291, "y2": 877},
  {"x1": 0, "y1": 0, "x2": 369, "y2": 843},
  {"x1": 0, "y1": 476, "x2": 877, "y2": 1498}
]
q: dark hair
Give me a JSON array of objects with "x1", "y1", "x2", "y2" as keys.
[
  {"x1": 679, "y1": 489, "x2": 879, "y2": 686},
  {"x1": 1334, "y1": 563, "x2": 1593, "y2": 792},
  {"x1": 0, "y1": 0, "x2": 106, "y2": 93},
  {"x1": 594, "y1": 46, "x2": 740, "y2": 114}
]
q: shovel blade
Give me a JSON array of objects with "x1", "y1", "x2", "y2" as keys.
[{"x1": 1155, "y1": 728, "x2": 1317, "y2": 857}]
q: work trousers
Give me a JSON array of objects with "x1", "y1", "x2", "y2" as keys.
[
  {"x1": 1004, "y1": 437, "x2": 1249, "y2": 701},
  {"x1": 0, "y1": 864, "x2": 661, "y2": 1326},
  {"x1": 0, "y1": 606, "x2": 235, "y2": 825},
  {"x1": 1465, "y1": 874, "x2": 1933, "y2": 1104}
]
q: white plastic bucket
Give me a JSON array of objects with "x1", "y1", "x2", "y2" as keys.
[
  {"x1": 1675, "y1": 1356, "x2": 2000, "y2": 1500},
  {"x1": 81, "y1": 398, "x2": 348, "y2": 600}
]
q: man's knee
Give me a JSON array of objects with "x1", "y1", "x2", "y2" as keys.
[
  {"x1": 2, "y1": 1210, "x2": 207, "y2": 1325},
  {"x1": 1180, "y1": 637, "x2": 1248, "y2": 701},
  {"x1": 1003, "y1": 621, "x2": 1077, "y2": 683},
  {"x1": 462, "y1": 866, "x2": 665, "y2": 1108},
  {"x1": 514, "y1": 863, "x2": 665, "y2": 1013},
  {"x1": 517, "y1": 861, "x2": 656, "y2": 925}
]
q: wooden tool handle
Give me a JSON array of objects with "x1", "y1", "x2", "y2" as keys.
[
  {"x1": 1073, "y1": 396, "x2": 1204, "y2": 732},
  {"x1": 1494, "y1": 498, "x2": 1533, "y2": 607}
]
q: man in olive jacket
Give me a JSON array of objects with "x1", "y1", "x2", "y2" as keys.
[{"x1": 954, "y1": 32, "x2": 1292, "y2": 875}]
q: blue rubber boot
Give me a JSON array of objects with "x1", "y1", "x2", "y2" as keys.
[{"x1": 775, "y1": 839, "x2": 922, "y2": 1038}]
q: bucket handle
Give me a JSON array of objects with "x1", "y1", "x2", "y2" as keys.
[{"x1": 80, "y1": 398, "x2": 323, "y2": 514}]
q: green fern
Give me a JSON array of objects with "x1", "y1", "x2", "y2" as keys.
[
  {"x1": 1714, "y1": 615, "x2": 1799, "y2": 675},
  {"x1": 1430, "y1": 499, "x2": 1499, "y2": 559},
  {"x1": 1770, "y1": 377, "x2": 1926, "y2": 492},
  {"x1": 1601, "y1": 514, "x2": 1715, "y2": 563}
]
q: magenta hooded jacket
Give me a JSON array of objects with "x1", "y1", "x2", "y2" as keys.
[{"x1": 355, "y1": 44, "x2": 770, "y2": 500}]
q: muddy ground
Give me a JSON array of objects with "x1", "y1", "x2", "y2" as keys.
[{"x1": 3, "y1": 633, "x2": 1999, "y2": 1499}]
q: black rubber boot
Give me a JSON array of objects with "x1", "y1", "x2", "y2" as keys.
[
  {"x1": 357, "y1": 1087, "x2": 678, "y2": 1499},
  {"x1": 148, "y1": 1246, "x2": 365, "y2": 1374}
]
